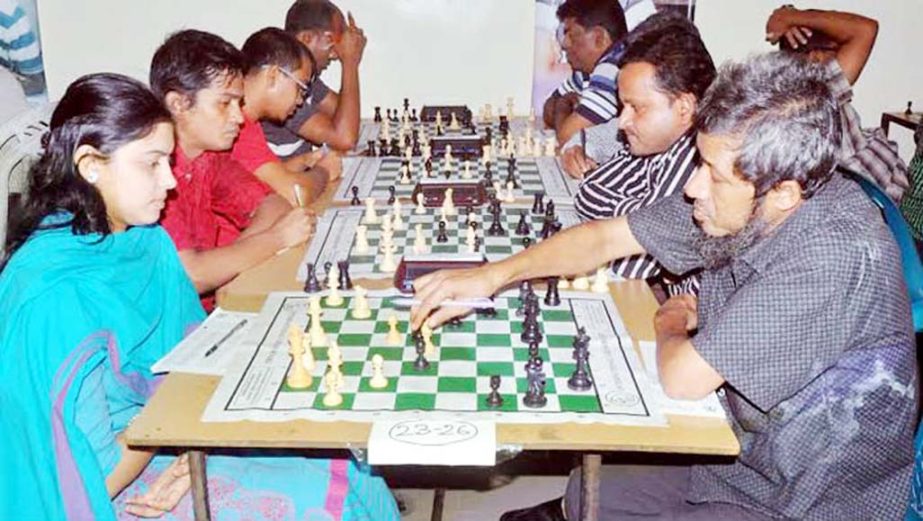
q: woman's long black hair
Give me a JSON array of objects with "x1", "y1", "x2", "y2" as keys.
[{"x1": 1, "y1": 73, "x2": 171, "y2": 270}]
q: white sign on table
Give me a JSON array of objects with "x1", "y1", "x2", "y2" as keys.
[{"x1": 368, "y1": 419, "x2": 497, "y2": 466}]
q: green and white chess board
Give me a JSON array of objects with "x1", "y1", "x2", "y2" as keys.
[
  {"x1": 203, "y1": 289, "x2": 664, "y2": 426},
  {"x1": 297, "y1": 204, "x2": 582, "y2": 282}
]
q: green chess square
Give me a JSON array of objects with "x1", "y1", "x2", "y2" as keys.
[
  {"x1": 552, "y1": 362, "x2": 577, "y2": 378},
  {"x1": 546, "y1": 335, "x2": 573, "y2": 348},
  {"x1": 437, "y1": 377, "x2": 477, "y2": 393},
  {"x1": 485, "y1": 245, "x2": 514, "y2": 255},
  {"x1": 337, "y1": 333, "x2": 372, "y2": 347},
  {"x1": 542, "y1": 309, "x2": 573, "y2": 322},
  {"x1": 341, "y1": 361, "x2": 364, "y2": 376},
  {"x1": 395, "y1": 393, "x2": 436, "y2": 410},
  {"x1": 320, "y1": 321, "x2": 343, "y2": 333},
  {"x1": 313, "y1": 393, "x2": 355, "y2": 410},
  {"x1": 558, "y1": 395, "x2": 602, "y2": 413},
  {"x1": 476, "y1": 361, "x2": 515, "y2": 377},
  {"x1": 444, "y1": 320, "x2": 475, "y2": 333},
  {"x1": 476, "y1": 333, "x2": 513, "y2": 347},
  {"x1": 400, "y1": 361, "x2": 439, "y2": 376},
  {"x1": 440, "y1": 347, "x2": 476, "y2": 361},
  {"x1": 476, "y1": 393, "x2": 518, "y2": 412},
  {"x1": 513, "y1": 348, "x2": 550, "y2": 362},
  {"x1": 366, "y1": 347, "x2": 404, "y2": 361},
  {"x1": 431, "y1": 245, "x2": 456, "y2": 254},
  {"x1": 312, "y1": 347, "x2": 328, "y2": 361},
  {"x1": 373, "y1": 320, "x2": 404, "y2": 334},
  {"x1": 358, "y1": 377, "x2": 397, "y2": 393}
]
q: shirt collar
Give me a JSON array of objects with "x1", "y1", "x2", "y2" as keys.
[{"x1": 599, "y1": 39, "x2": 627, "y2": 66}]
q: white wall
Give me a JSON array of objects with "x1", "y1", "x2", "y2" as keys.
[
  {"x1": 37, "y1": 0, "x2": 536, "y2": 117},
  {"x1": 37, "y1": 0, "x2": 921, "y2": 158},
  {"x1": 696, "y1": 0, "x2": 923, "y2": 161}
]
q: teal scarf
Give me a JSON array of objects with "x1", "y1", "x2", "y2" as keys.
[{"x1": 0, "y1": 216, "x2": 204, "y2": 520}]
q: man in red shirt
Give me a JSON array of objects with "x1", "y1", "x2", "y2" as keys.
[
  {"x1": 236, "y1": 27, "x2": 343, "y2": 207},
  {"x1": 150, "y1": 29, "x2": 315, "y2": 309}
]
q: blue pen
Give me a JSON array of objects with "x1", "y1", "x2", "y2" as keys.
[{"x1": 204, "y1": 319, "x2": 248, "y2": 358}]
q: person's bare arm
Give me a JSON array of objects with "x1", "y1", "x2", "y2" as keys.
[
  {"x1": 542, "y1": 94, "x2": 559, "y2": 129},
  {"x1": 252, "y1": 160, "x2": 329, "y2": 206},
  {"x1": 282, "y1": 149, "x2": 324, "y2": 172},
  {"x1": 105, "y1": 434, "x2": 155, "y2": 498},
  {"x1": 179, "y1": 202, "x2": 315, "y2": 293},
  {"x1": 556, "y1": 111, "x2": 595, "y2": 146},
  {"x1": 654, "y1": 295, "x2": 725, "y2": 400},
  {"x1": 766, "y1": 6, "x2": 878, "y2": 85},
  {"x1": 316, "y1": 89, "x2": 339, "y2": 118},
  {"x1": 411, "y1": 216, "x2": 644, "y2": 329}
]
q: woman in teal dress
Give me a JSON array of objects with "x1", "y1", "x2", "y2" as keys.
[{"x1": 0, "y1": 73, "x2": 399, "y2": 521}]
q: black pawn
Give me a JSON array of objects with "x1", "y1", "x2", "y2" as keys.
[
  {"x1": 522, "y1": 236, "x2": 532, "y2": 249},
  {"x1": 505, "y1": 163, "x2": 518, "y2": 189},
  {"x1": 907, "y1": 101, "x2": 914, "y2": 116},
  {"x1": 516, "y1": 280, "x2": 532, "y2": 317},
  {"x1": 389, "y1": 139, "x2": 400, "y2": 157},
  {"x1": 515, "y1": 211, "x2": 531, "y2": 236},
  {"x1": 387, "y1": 186, "x2": 396, "y2": 205},
  {"x1": 544, "y1": 277, "x2": 561, "y2": 307},
  {"x1": 350, "y1": 185, "x2": 361, "y2": 206},
  {"x1": 485, "y1": 127, "x2": 493, "y2": 143},
  {"x1": 486, "y1": 375, "x2": 504, "y2": 408},
  {"x1": 367, "y1": 140, "x2": 377, "y2": 157},
  {"x1": 487, "y1": 210, "x2": 506, "y2": 237},
  {"x1": 373, "y1": 106, "x2": 382, "y2": 123},
  {"x1": 436, "y1": 220, "x2": 449, "y2": 243},
  {"x1": 473, "y1": 236, "x2": 482, "y2": 253},
  {"x1": 386, "y1": 108, "x2": 392, "y2": 122},
  {"x1": 413, "y1": 333, "x2": 430, "y2": 371},
  {"x1": 303, "y1": 263, "x2": 322, "y2": 293},
  {"x1": 545, "y1": 200, "x2": 556, "y2": 220},
  {"x1": 403, "y1": 98, "x2": 410, "y2": 112},
  {"x1": 323, "y1": 262, "x2": 333, "y2": 287},
  {"x1": 411, "y1": 108, "x2": 418, "y2": 122},
  {"x1": 425, "y1": 157, "x2": 433, "y2": 175},
  {"x1": 337, "y1": 260, "x2": 353, "y2": 290},
  {"x1": 527, "y1": 340, "x2": 540, "y2": 363},
  {"x1": 531, "y1": 192, "x2": 545, "y2": 215}
]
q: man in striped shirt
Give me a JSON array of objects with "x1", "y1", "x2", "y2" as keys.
[
  {"x1": 544, "y1": 0, "x2": 628, "y2": 145},
  {"x1": 573, "y1": 13, "x2": 715, "y2": 296},
  {"x1": 0, "y1": 0, "x2": 43, "y2": 95}
]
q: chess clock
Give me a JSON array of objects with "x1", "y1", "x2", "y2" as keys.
[{"x1": 393, "y1": 252, "x2": 487, "y2": 293}]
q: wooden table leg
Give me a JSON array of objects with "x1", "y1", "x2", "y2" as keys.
[
  {"x1": 579, "y1": 453, "x2": 601, "y2": 521},
  {"x1": 188, "y1": 450, "x2": 211, "y2": 521},
  {"x1": 430, "y1": 488, "x2": 446, "y2": 521},
  {"x1": 881, "y1": 114, "x2": 891, "y2": 137}
]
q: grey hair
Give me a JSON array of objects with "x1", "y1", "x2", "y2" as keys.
[{"x1": 695, "y1": 52, "x2": 841, "y2": 199}]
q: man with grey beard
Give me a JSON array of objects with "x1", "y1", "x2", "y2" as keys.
[{"x1": 411, "y1": 52, "x2": 916, "y2": 520}]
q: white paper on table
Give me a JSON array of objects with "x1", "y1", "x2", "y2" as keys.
[
  {"x1": 151, "y1": 308, "x2": 256, "y2": 376},
  {"x1": 638, "y1": 341, "x2": 726, "y2": 419},
  {"x1": 368, "y1": 419, "x2": 496, "y2": 466}
]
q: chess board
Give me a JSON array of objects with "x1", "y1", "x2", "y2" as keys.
[
  {"x1": 332, "y1": 155, "x2": 579, "y2": 206},
  {"x1": 297, "y1": 203, "x2": 582, "y2": 282},
  {"x1": 202, "y1": 289, "x2": 664, "y2": 426}
]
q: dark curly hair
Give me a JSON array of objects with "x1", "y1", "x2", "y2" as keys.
[
  {"x1": 149, "y1": 29, "x2": 244, "y2": 103},
  {"x1": 2, "y1": 73, "x2": 171, "y2": 269},
  {"x1": 556, "y1": 0, "x2": 628, "y2": 43}
]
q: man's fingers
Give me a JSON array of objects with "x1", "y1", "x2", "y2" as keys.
[
  {"x1": 348, "y1": 11, "x2": 357, "y2": 29},
  {"x1": 426, "y1": 306, "x2": 471, "y2": 330}
]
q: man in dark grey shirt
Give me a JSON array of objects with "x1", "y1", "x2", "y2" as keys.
[{"x1": 411, "y1": 52, "x2": 917, "y2": 520}]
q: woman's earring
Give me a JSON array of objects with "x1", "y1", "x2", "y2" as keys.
[{"x1": 86, "y1": 170, "x2": 99, "y2": 184}]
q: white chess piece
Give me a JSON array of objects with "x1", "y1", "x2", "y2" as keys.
[
  {"x1": 286, "y1": 324, "x2": 312, "y2": 389},
  {"x1": 392, "y1": 200, "x2": 404, "y2": 230},
  {"x1": 352, "y1": 284, "x2": 372, "y2": 319},
  {"x1": 436, "y1": 111, "x2": 443, "y2": 128},
  {"x1": 422, "y1": 144, "x2": 432, "y2": 160},
  {"x1": 591, "y1": 266, "x2": 609, "y2": 293},
  {"x1": 399, "y1": 164, "x2": 411, "y2": 185},
  {"x1": 322, "y1": 371, "x2": 343, "y2": 407},
  {"x1": 363, "y1": 197, "x2": 378, "y2": 224},
  {"x1": 355, "y1": 225, "x2": 370, "y2": 254},
  {"x1": 421, "y1": 323, "x2": 436, "y2": 356},
  {"x1": 369, "y1": 354, "x2": 388, "y2": 389},
  {"x1": 465, "y1": 225, "x2": 476, "y2": 253},
  {"x1": 327, "y1": 340, "x2": 345, "y2": 388},
  {"x1": 482, "y1": 144, "x2": 492, "y2": 165},
  {"x1": 463, "y1": 160, "x2": 472, "y2": 179},
  {"x1": 415, "y1": 193, "x2": 426, "y2": 215},
  {"x1": 386, "y1": 313, "x2": 402, "y2": 346},
  {"x1": 380, "y1": 212, "x2": 393, "y2": 236},
  {"x1": 544, "y1": 137, "x2": 557, "y2": 157},
  {"x1": 309, "y1": 306, "x2": 327, "y2": 347},
  {"x1": 413, "y1": 223, "x2": 428, "y2": 254},
  {"x1": 504, "y1": 181, "x2": 516, "y2": 203},
  {"x1": 558, "y1": 277, "x2": 570, "y2": 289},
  {"x1": 326, "y1": 276, "x2": 344, "y2": 307},
  {"x1": 309, "y1": 295, "x2": 323, "y2": 316},
  {"x1": 301, "y1": 331, "x2": 315, "y2": 371},
  {"x1": 443, "y1": 188, "x2": 456, "y2": 216},
  {"x1": 450, "y1": 112, "x2": 460, "y2": 130},
  {"x1": 380, "y1": 244, "x2": 397, "y2": 273},
  {"x1": 572, "y1": 274, "x2": 590, "y2": 290},
  {"x1": 532, "y1": 140, "x2": 543, "y2": 158}
]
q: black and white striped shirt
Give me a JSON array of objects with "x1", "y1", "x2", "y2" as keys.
[{"x1": 574, "y1": 131, "x2": 699, "y2": 293}]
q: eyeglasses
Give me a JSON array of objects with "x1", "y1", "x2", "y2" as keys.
[{"x1": 265, "y1": 65, "x2": 312, "y2": 98}]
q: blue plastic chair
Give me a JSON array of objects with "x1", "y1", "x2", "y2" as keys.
[
  {"x1": 908, "y1": 420, "x2": 923, "y2": 520},
  {"x1": 844, "y1": 169, "x2": 923, "y2": 332}
]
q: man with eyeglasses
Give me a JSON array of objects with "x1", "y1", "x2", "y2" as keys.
[
  {"x1": 544, "y1": 0, "x2": 629, "y2": 147},
  {"x1": 262, "y1": 0, "x2": 366, "y2": 160},
  {"x1": 235, "y1": 27, "x2": 341, "y2": 206}
]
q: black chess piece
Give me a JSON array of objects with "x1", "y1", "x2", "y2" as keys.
[
  {"x1": 516, "y1": 280, "x2": 532, "y2": 317},
  {"x1": 485, "y1": 127, "x2": 493, "y2": 144},
  {"x1": 367, "y1": 140, "x2": 377, "y2": 157},
  {"x1": 411, "y1": 108, "x2": 418, "y2": 122},
  {"x1": 350, "y1": 185, "x2": 361, "y2": 206},
  {"x1": 303, "y1": 263, "x2": 322, "y2": 293},
  {"x1": 424, "y1": 157, "x2": 433, "y2": 175},
  {"x1": 520, "y1": 313, "x2": 543, "y2": 345},
  {"x1": 474, "y1": 236, "x2": 482, "y2": 253},
  {"x1": 487, "y1": 209, "x2": 507, "y2": 237},
  {"x1": 386, "y1": 108, "x2": 392, "y2": 122},
  {"x1": 540, "y1": 215, "x2": 554, "y2": 240},
  {"x1": 523, "y1": 361, "x2": 547, "y2": 408},
  {"x1": 544, "y1": 277, "x2": 561, "y2": 307},
  {"x1": 486, "y1": 375, "x2": 504, "y2": 408},
  {"x1": 403, "y1": 98, "x2": 410, "y2": 112},
  {"x1": 527, "y1": 340, "x2": 540, "y2": 362},
  {"x1": 568, "y1": 328, "x2": 593, "y2": 391},
  {"x1": 522, "y1": 236, "x2": 533, "y2": 249},
  {"x1": 515, "y1": 211, "x2": 531, "y2": 236},
  {"x1": 436, "y1": 220, "x2": 449, "y2": 243},
  {"x1": 531, "y1": 192, "x2": 545, "y2": 215},
  {"x1": 545, "y1": 200, "x2": 556, "y2": 220},
  {"x1": 389, "y1": 139, "x2": 400, "y2": 157},
  {"x1": 413, "y1": 333, "x2": 430, "y2": 371},
  {"x1": 373, "y1": 106, "x2": 382, "y2": 123},
  {"x1": 907, "y1": 101, "x2": 914, "y2": 116},
  {"x1": 387, "y1": 186, "x2": 396, "y2": 205},
  {"x1": 412, "y1": 138, "x2": 422, "y2": 156},
  {"x1": 337, "y1": 260, "x2": 353, "y2": 290},
  {"x1": 323, "y1": 261, "x2": 334, "y2": 288}
]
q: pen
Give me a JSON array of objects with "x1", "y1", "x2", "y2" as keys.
[{"x1": 204, "y1": 319, "x2": 248, "y2": 358}]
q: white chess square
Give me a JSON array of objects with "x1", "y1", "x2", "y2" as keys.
[
  {"x1": 474, "y1": 321, "x2": 513, "y2": 334},
  {"x1": 476, "y1": 375, "x2": 517, "y2": 394},
  {"x1": 352, "y1": 392, "x2": 396, "y2": 411},
  {"x1": 434, "y1": 393, "x2": 478, "y2": 411},
  {"x1": 338, "y1": 320, "x2": 376, "y2": 335},
  {"x1": 338, "y1": 347, "x2": 368, "y2": 362},
  {"x1": 275, "y1": 391, "x2": 316, "y2": 410},
  {"x1": 437, "y1": 360, "x2": 477, "y2": 377},
  {"x1": 439, "y1": 331, "x2": 476, "y2": 346},
  {"x1": 475, "y1": 347, "x2": 514, "y2": 362},
  {"x1": 396, "y1": 376, "x2": 438, "y2": 393}
]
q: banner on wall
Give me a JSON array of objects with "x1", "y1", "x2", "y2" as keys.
[{"x1": 531, "y1": 0, "x2": 696, "y2": 123}]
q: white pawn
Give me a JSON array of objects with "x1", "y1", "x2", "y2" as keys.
[
  {"x1": 380, "y1": 211, "x2": 393, "y2": 235},
  {"x1": 413, "y1": 223, "x2": 428, "y2": 254},
  {"x1": 363, "y1": 197, "x2": 378, "y2": 225},
  {"x1": 532, "y1": 140, "x2": 543, "y2": 158},
  {"x1": 392, "y1": 200, "x2": 404, "y2": 231},
  {"x1": 322, "y1": 371, "x2": 343, "y2": 407},
  {"x1": 592, "y1": 266, "x2": 609, "y2": 294},
  {"x1": 369, "y1": 354, "x2": 388, "y2": 389},
  {"x1": 326, "y1": 272, "x2": 344, "y2": 307},
  {"x1": 415, "y1": 193, "x2": 426, "y2": 215},
  {"x1": 355, "y1": 225, "x2": 370, "y2": 254},
  {"x1": 572, "y1": 274, "x2": 590, "y2": 291},
  {"x1": 435, "y1": 111, "x2": 443, "y2": 128},
  {"x1": 504, "y1": 181, "x2": 516, "y2": 203},
  {"x1": 465, "y1": 225, "x2": 476, "y2": 253},
  {"x1": 327, "y1": 340, "x2": 345, "y2": 387},
  {"x1": 544, "y1": 137, "x2": 557, "y2": 157},
  {"x1": 558, "y1": 277, "x2": 570, "y2": 289},
  {"x1": 482, "y1": 144, "x2": 492, "y2": 165},
  {"x1": 422, "y1": 144, "x2": 432, "y2": 161},
  {"x1": 463, "y1": 160, "x2": 472, "y2": 179},
  {"x1": 386, "y1": 313, "x2": 402, "y2": 346},
  {"x1": 352, "y1": 284, "x2": 372, "y2": 319},
  {"x1": 309, "y1": 295, "x2": 323, "y2": 317},
  {"x1": 399, "y1": 164, "x2": 411, "y2": 185},
  {"x1": 443, "y1": 188, "x2": 456, "y2": 216},
  {"x1": 380, "y1": 245, "x2": 397, "y2": 273},
  {"x1": 450, "y1": 112, "x2": 460, "y2": 130}
]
